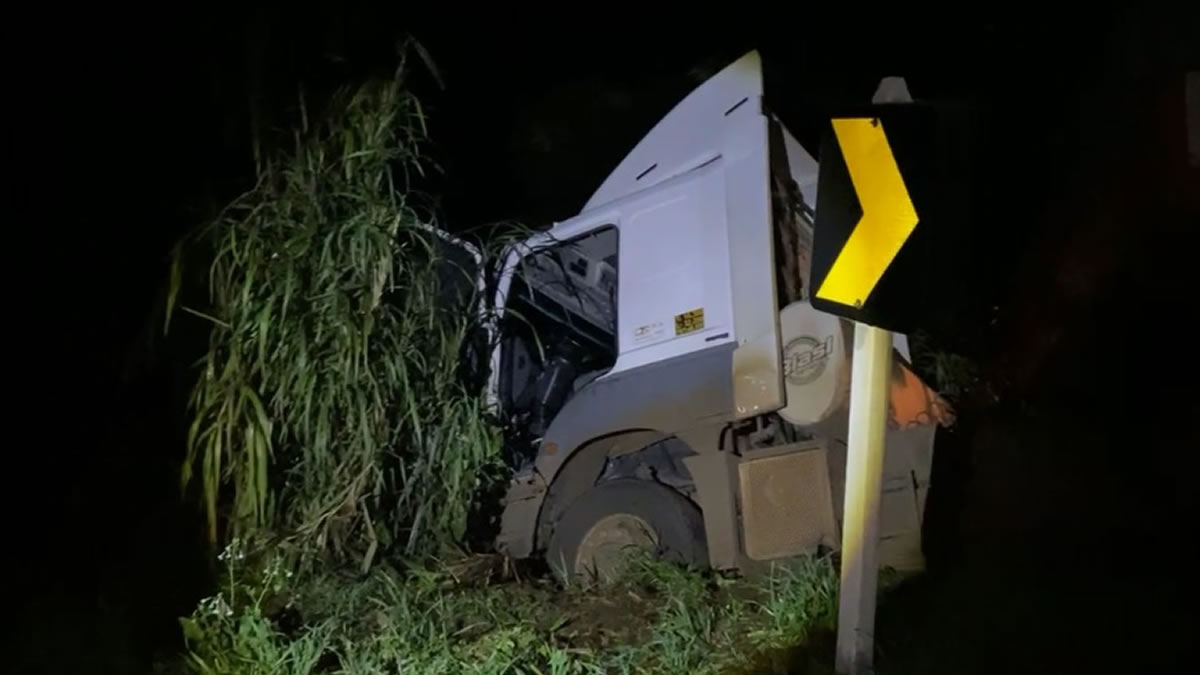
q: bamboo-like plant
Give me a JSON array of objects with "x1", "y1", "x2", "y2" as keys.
[{"x1": 167, "y1": 45, "x2": 501, "y2": 567}]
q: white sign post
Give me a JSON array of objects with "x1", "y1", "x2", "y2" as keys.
[
  {"x1": 833, "y1": 77, "x2": 913, "y2": 675},
  {"x1": 834, "y1": 322, "x2": 893, "y2": 675}
]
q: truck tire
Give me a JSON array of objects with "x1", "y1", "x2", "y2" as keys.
[{"x1": 545, "y1": 479, "x2": 708, "y2": 583}]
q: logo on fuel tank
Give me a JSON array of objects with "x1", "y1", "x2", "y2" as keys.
[{"x1": 783, "y1": 335, "x2": 833, "y2": 386}]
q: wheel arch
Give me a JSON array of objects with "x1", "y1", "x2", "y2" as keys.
[
  {"x1": 535, "y1": 429, "x2": 698, "y2": 552},
  {"x1": 496, "y1": 427, "x2": 677, "y2": 560},
  {"x1": 495, "y1": 344, "x2": 735, "y2": 559}
]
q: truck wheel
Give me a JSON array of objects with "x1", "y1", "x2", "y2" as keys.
[{"x1": 546, "y1": 479, "x2": 708, "y2": 583}]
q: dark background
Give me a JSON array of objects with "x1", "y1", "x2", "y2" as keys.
[{"x1": 9, "y1": 5, "x2": 1197, "y2": 673}]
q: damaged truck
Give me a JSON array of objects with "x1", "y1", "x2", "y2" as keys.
[{"x1": 439, "y1": 50, "x2": 953, "y2": 582}]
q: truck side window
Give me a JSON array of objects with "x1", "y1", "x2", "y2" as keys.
[{"x1": 498, "y1": 226, "x2": 619, "y2": 437}]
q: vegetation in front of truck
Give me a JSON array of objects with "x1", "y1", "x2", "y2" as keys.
[
  {"x1": 176, "y1": 542, "x2": 838, "y2": 675},
  {"x1": 164, "y1": 43, "x2": 842, "y2": 674},
  {"x1": 166, "y1": 44, "x2": 504, "y2": 569}
]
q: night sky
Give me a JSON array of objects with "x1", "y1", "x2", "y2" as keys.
[{"x1": 9, "y1": 6, "x2": 1197, "y2": 673}]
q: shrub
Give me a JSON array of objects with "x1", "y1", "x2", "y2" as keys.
[{"x1": 166, "y1": 43, "x2": 501, "y2": 568}]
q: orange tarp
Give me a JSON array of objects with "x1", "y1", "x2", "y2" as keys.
[{"x1": 888, "y1": 355, "x2": 955, "y2": 429}]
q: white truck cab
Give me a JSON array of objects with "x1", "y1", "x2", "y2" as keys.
[{"x1": 451, "y1": 51, "x2": 950, "y2": 581}]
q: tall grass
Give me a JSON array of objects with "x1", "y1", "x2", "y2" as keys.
[{"x1": 166, "y1": 44, "x2": 501, "y2": 566}]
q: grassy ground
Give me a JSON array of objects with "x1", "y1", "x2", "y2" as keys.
[{"x1": 164, "y1": 548, "x2": 842, "y2": 675}]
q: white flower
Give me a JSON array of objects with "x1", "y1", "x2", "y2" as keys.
[
  {"x1": 199, "y1": 593, "x2": 233, "y2": 618},
  {"x1": 218, "y1": 538, "x2": 246, "y2": 563}
]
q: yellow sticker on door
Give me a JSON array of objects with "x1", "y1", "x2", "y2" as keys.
[{"x1": 674, "y1": 308, "x2": 705, "y2": 336}]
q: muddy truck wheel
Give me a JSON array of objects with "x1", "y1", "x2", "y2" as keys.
[{"x1": 546, "y1": 479, "x2": 708, "y2": 584}]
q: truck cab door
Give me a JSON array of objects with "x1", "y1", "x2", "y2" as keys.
[{"x1": 585, "y1": 50, "x2": 785, "y2": 420}]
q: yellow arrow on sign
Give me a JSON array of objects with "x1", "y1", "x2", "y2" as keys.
[{"x1": 815, "y1": 118, "x2": 919, "y2": 308}]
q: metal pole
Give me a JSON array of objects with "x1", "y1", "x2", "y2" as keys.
[{"x1": 835, "y1": 322, "x2": 893, "y2": 675}]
